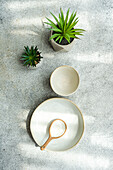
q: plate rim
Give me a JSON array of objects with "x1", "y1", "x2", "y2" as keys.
[{"x1": 30, "y1": 97, "x2": 84, "y2": 152}]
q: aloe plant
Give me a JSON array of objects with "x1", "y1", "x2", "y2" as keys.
[
  {"x1": 20, "y1": 46, "x2": 43, "y2": 67},
  {"x1": 45, "y1": 8, "x2": 85, "y2": 44}
]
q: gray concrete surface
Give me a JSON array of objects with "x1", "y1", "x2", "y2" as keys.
[{"x1": 0, "y1": 0, "x2": 113, "y2": 170}]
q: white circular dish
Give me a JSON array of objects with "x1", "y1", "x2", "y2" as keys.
[
  {"x1": 50, "y1": 65, "x2": 79, "y2": 96},
  {"x1": 30, "y1": 98, "x2": 84, "y2": 151}
]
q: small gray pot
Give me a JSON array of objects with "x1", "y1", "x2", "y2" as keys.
[{"x1": 50, "y1": 30, "x2": 75, "y2": 52}]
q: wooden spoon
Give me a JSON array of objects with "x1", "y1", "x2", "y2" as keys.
[{"x1": 40, "y1": 119, "x2": 67, "y2": 151}]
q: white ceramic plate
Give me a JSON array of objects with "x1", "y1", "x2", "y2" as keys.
[
  {"x1": 30, "y1": 98, "x2": 84, "y2": 151},
  {"x1": 50, "y1": 65, "x2": 79, "y2": 96}
]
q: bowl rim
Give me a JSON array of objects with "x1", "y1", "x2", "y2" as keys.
[{"x1": 50, "y1": 65, "x2": 80, "y2": 96}]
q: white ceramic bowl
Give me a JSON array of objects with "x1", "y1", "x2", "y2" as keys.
[{"x1": 50, "y1": 65, "x2": 79, "y2": 96}]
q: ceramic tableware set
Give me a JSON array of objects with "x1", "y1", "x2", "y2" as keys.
[{"x1": 30, "y1": 65, "x2": 84, "y2": 151}]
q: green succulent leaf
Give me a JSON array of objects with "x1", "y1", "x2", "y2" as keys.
[
  {"x1": 27, "y1": 46, "x2": 30, "y2": 53},
  {"x1": 21, "y1": 46, "x2": 43, "y2": 67},
  {"x1": 64, "y1": 8, "x2": 70, "y2": 32},
  {"x1": 24, "y1": 49, "x2": 29, "y2": 55},
  {"x1": 24, "y1": 46, "x2": 30, "y2": 56},
  {"x1": 66, "y1": 20, "x2": 79, "y2": 32},
  {"x1": 35, "y1": 46, "x2": 38, "y2": 51},
  {"x1": 49, "y1": 33, "x2": 61, "y2": 40},
  {"x1": 55, "y1": 36, "x2": 61, "y2": 42},
  {"x1": 20, "y1": 58, "x2": 26, "y2": 61},
  {"x1": 59, "y1": 13, "x2": 63, "y2": 31},
  {"x1": 59, "y1": 36, "x2": 63, "y2": 43},
  {"x1": 71, "y1": 35, "x2": 80, "y2": 39},
  {"x1": 71, "y1": 28, "x2": 85, "y2": 32},
  {"x1": 31, "y1": 46, "x2": 33, "y2": 55},
  {"x1": 45, "y1": 8, "x2": 85, "y2": 44},
  {"x1": 21, "y1": 55, "x2": 29, "y2": 58},
  {"x1": 49, "y1": 28, "x2": 62, "y2": 33},
  {"x1": 45, "y1": 18, "x2": 58, "y2": 29},
  {"x1": 64, "y1": 33, "x2": 70, "y2": 43},
  {"x1": 60, "y1": 8, "x2": 64, "y2": 25},
  {"x1": 74, "y1": 32, "x2": 84, "y2": 36},
  {"x1": 66, "y1": 10, "x2": 74, "y2": 30},
  {"x1": 23, "y1": 59, "x2": 30, "y2": 65},
  {"x1": 50, "y1": 12, "x2": 60, "y2": 28}
]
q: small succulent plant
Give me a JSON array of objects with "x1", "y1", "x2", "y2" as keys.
[
  {"x1": 21, "y1": 46, "x2": 43, "y2": 67},
  {"x1": 45, "y1": 8, "x2": 85, "y2": 44}
]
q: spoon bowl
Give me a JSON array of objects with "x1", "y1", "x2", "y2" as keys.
[{"x1": 40, "y1": 119, "x2": 67, "y2": 151}]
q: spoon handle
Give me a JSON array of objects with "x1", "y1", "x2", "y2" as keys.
[{"x1": 40, "y1": 137, "x2": 52, "y2": 151}]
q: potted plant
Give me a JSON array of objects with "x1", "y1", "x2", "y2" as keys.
[
  {"x1": 45, "y1": 8, "x2": 85, "y2": 52},
  {"x1": 20, "y1": 46, "x2": 43, "y2": 68}
]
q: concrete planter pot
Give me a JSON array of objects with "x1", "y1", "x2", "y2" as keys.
[{"x1": 50, "y1": 30, "x2": 75, "y2": 52}]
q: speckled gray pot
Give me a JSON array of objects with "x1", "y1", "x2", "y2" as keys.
[{"x1": 50, "y1": 30, "x2": 75, "y2": 52}]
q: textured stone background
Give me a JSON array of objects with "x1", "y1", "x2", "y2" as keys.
[{"x1": 0, "y1": 0, "x2": 113, "y2": 170}]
